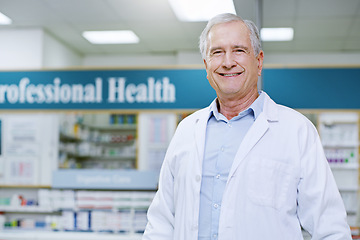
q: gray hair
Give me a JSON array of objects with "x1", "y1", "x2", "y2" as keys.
[{"x1": 199, "y1": 13, "x2": 262, "y2": 60}]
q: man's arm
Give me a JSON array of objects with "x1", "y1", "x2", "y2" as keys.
[
  {"x1": 297, "y1": 136, "x2": 352, "y2": 239},
  {"x1": 142, "y1": 144, "x2": 176, "y2": 240}
]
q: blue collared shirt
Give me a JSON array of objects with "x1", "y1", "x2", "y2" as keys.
[{"x1": 198, "y1": 92, "x2": 265, "y2": 240}]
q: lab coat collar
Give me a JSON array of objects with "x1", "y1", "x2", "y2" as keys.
[
  {"x1": 206, "y1": 91, "x2": 279, "y2": 123},
  {"x1": 194, "y1": 91, "x2": 279, "y2": 175},
  {"x1": 261, "y1": 91, "x2": 279, "y2": 122}
]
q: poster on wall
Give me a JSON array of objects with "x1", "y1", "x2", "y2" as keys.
[
  {"x1": 3, "y1": 116, "x2": 41, "y2": 184},
  {"x1": 137, "y1": 113, "x2": 176, "y2": 172}
]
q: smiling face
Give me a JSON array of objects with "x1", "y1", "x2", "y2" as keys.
[{"x1": 204, "y1": 20, "x2": 264, "y2": 102}]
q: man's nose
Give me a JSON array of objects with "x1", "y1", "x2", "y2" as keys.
[{"x1": 222, "y1": 52, "x2": 236, "y2": 68}]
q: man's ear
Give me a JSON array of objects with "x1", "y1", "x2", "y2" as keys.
[
  {"x1": 203, "y1": 59, "x2": 209, "y2": 79},
  {"x1": 257, "y1": 50, "x2": 264, "y2": 76}
]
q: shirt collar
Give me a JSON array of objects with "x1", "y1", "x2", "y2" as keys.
[{"x1": 208, "y1": 91, "x2": 265, "y2": 121}]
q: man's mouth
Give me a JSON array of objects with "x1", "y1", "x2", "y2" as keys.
[{"x1": 219, "y1": 72, "x2": 242, "y2": 77}]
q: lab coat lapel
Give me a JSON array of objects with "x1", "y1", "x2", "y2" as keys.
[
  {"x1": 194, "y1": 110, "x2": 209, "y2": 168},
  {"x1": 228, "y1": 93, "x2": 278, "y2": 179},
  {"x1": 228, "y1": 113, "x2": 269, "y2": 178}
]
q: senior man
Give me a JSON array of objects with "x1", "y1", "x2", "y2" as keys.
[{"x1": 142, "y1": 13, "x2": 351, "y2": 240}]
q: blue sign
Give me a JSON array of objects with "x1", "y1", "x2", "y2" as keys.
[
  {"x1": 0, "y1": 68, "x2": 215, "y2": 110},
  {"x1": 1, "y1": 67, "x2": 359, "y2": 110},
  {"x1": 52, "y1": 169, "x2": 159, "y2": 190},
  {"x1": 263, "y1": 67, "x2": 360, "y2": 109}
]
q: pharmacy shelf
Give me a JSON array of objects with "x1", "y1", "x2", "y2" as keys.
[
  {"x1": 338, "y1": 186, "x2": 359, "y2": 192},
  {"x1": 65, "y1": 154, "x2": 136, "y2": 161},
  {"x1": 0, "y1": 230, "x2": 142, "y2": 240},
  {"x1": 0, "y1": 185, "x2": 51, "y2": 189},
  {"x1": 329, "y1": 163, "x2": 359, "y2": 170},
  {"x1": 80, "y1": 123, "x2": 137, "y2": 131},
  {"x1": 0, "y1": 206, "x2": 56, "y2": 213},
  {"x1": 322, "y1": 143, "x2": 359, "y2": 148}
]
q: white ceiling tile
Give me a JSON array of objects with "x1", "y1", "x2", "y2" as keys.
[
  {"x1": 297, "y1": 0, "x2": 360, "y2": 17},
  {"x1": 43, "y1": 0, "x2": 120, "y2": 23},
  {"x1": 262, "y1": 18, "x2": 296, "y2": 28},
  {"x1": 262, "y1": 41, "x2": 295, "y2": 53},
  {"x1": 233, "y1": 0, "x2": 257, "y2": 21},
  {"x1": 0, "y1": 0, "x2": 61, "y2": 24},
  {"x1": 263, "y1": 0, "x2": 297, "y2": 19},
  {"x1": 295, "y1": 18, "x2": 352, "y2": 38},
  {"x1": 107, "y1": 0, "x2": 176, "y2": 22},
  {"x1": 293, "y1": 38, "x2": 344, "y2": 51},
  {"x1": 0, "y1": 0, "x2": 358, "y2": 56},
  {"x1": 344, "y1": 39, "x2": 360, "y2": 51},
  {"x1": 348, "y1": 17, "x2": 360, "y2": 37}
]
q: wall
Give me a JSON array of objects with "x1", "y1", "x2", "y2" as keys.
[
  {"x1": 0, "y1": 29, "x2": 43, "y2": 70},
  {"x1": 82, "y1": 51, "x2": 360, "y2": 67},
  {"x1": 0, "y1": 28, "x2": 82, "y2": 70},
  {"x1": 1, "y1": 28, "x2": 359, "y2": 69},
  {"x1": 43, "y1": 32, "x2": 82, "y2": 68},
  {"x1": 82, "y1": 51, "x2": 204, "y2": 67},
  {"x1": 83, "y1": 54, "x2": 177, "y2": 67}
]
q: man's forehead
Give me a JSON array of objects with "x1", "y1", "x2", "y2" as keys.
[
  {"x1": 208, "y1": 21, "x2": 249, "y2": 39},
  {"x1": 208, "y1": 21, "x2": 250, "y2": 41}
]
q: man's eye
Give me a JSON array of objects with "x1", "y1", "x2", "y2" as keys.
[
  {"x1": 235, "y1": 49, "x2": 245, "y2": 53},
  {"x1": 212, "y1": 51, "x2": 222, "y2": 55}
]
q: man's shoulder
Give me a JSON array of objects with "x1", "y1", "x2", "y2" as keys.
[{"x1": 179, "y1": 107, "x2": 209, "y2": 125}]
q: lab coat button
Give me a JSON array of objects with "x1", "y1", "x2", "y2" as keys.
[{"x1": 196, "y1": 175, "x2": 201, "y2": 182}]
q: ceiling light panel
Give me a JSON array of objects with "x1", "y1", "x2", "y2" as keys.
[
  {"x1": 0, "y1": 12, "x2": 12, "y2": 25},
  {"x1": 260, "y1": 28, "x2": 294, "y2": 41},
  {"x1": 169, "y1": 0, "x2": 236, "y2": 22},
  {"x1": 82, "y1": 30, "x2": 140, "y2": 44}
]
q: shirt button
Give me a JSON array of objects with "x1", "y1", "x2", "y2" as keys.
[
  {"x1": 216, "y1": 174, "x2": 220, "y2": 179},
  {"x1": 221, "y1": 147, "x2": 224, "y2": 152},
  {"x1": 213, "y1": 234, "x2": 218, "y2": 239},
  {"x1": 213, "y1": 203, "x2": 219, "y2": 209},
  {"x1": 228, "y1": 123, "x2": 232, "y2": 128},
  {"x1": 196, "y1": 175, "x2": 201, "y2": 182}
]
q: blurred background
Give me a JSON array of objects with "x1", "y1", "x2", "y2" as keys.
[{"x1": 0, "y1": 1, "x2": 359, "y2": 239}]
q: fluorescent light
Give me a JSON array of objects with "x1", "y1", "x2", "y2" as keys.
[
  {"x1": 82, "y1": 30, "x2": 140, "y2": 44},
  {"x1": 169, "y1": 0, "x2": 236, "y2": 22},
  {"x1": 0, "y1": 12, "x2": 12, "y2": 25},
  {"x1": 260, "y1": 28, "x2": 294, "y2": 41}
]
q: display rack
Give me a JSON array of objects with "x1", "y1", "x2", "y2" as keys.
[
  {"x1": 301, "y1": 110, "x2": 360, "y2": 229},
  {"x1": 318, "y1": 112, "x2": 359, "y2": 227},
  {"x1": 0, "y1": 112, "x2": 160, "y2": 240},
  {"x1": 0, "y1": 187, "x2": 155, "y2": 237},
  {"x1": 59, "y1": 113, "x2": 137, "y2": 169},
  {"x1": 0, "y1": 230, "x2": 143, "y2": 240}
]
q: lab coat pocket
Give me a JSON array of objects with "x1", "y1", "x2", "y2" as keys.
[{"x1": 247, "y1": 158, "x2": 293, "y2": 210}]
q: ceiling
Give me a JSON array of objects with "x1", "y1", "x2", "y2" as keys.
[{"x1": 0, "y1": 0, "x2": 359, "y2": 57}]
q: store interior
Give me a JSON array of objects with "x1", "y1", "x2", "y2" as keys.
[{"x1": 0, "y1": 0, "x2": 360, "y2": 239}]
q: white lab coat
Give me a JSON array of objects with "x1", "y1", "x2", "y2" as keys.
[{"x1": 142, "y1": 92, "x2": 351, "y2": 240}]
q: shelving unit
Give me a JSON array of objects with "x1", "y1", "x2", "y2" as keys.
[
  {"x1": 318, "y1": 112, "x2": 359, "y2": 227},
  {"x1": 0, "y1": 112, "x2": 162, "y2": 239},
  {"x1": 0, "y1": 230, "x2": 143, "y2": 240},
  {"x1": 0, "y1": 188, "x2": 155, "y2": 239},
  {"x1": 59, "y1": 113, "x2": 137, "y2": 170}
]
